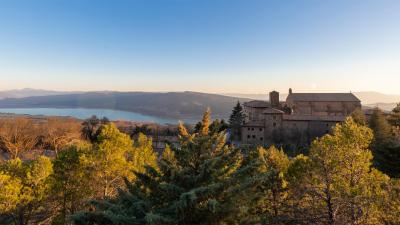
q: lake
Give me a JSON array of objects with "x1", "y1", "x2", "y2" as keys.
[{"x1": 0, "y1": 108, "x2": 183, "y2": 124}]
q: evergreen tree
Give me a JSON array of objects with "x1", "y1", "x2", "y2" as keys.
[
  {"x1": 209, "y1": 119, "x2": 228, "y2": 134},
  {"x1": 291, "y1": 118, "x2": 390, "y2": 224},
  {"x1": 127, "y1": 133, "x2": 158, "y2": 176},
  {"x1": 51, "y1": 144, "x2": 94, "y2": 224},
  {"x1": 351, "y1": 108, "x2": 366, "y2": 125},
  {"x1": 369, "y1": 108, "x2": 392, "y2": 147},
  {"x1": 85, "y1": 123, "x2": 133, "y2": 198},
  {"x1": 388, "y1": 103, "x2": 400, "y2": 127},
  {"x1": 0, "y1": 156, "x2": 53, "y2": 225},
  {"x1": 72, "y1": 110, "x2": 247, "y2": 225},
  {"x1": 194, "y1": 119, "x2": 228, "y2": 134},
  {"x1": 243, "y1": 146, "x2": 291, "y2": 224},
  {"x1": 81, "y1": 116, "x2": 110, "y2": 143},
  {"x1": 228, "y1": 101, "x2": 245, "y2": 141},
  {"x1": 369, "y1": 108, "x2": 399, "y2": 177},
  {"x1": 0, "y1": 172, "x2": 23, "y2": 214}
]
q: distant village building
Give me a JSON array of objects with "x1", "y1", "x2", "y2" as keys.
[{"x1": 242, "y1": 89, "x2": 361, "y2": 146}]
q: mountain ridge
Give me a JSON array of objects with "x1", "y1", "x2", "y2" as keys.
[
  {"x1": 0, "y1": 89, "x2": 398, "y2": 119},
  {"x1": 0, "y1": 91, "x2": 250, "y2": 120}
]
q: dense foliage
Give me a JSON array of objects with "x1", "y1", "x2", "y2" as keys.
[{"x1": 0, "y1": 106, "x2": 400, "y2": 224}]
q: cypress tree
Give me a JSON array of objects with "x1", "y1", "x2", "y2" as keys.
[{"x1": 228, "y1": 101, "x2": 245, "y2": 141}]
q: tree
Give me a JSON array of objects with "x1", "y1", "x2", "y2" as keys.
[
  {"x1": 295, "y1": 118, "x2": 390, "y2": 224},
  {"x1": 228, "y1": 102, "x2": 245, "y2": 141},
  {"x1": 375, "y1": 144, "x2": 400, "y2": 178},
  {"x1": 127, "y1": 133, "x2": 158, "y2": 176},
  {"x1": 85, "y1": 123, "x2": 133, "y2": 198},
  {"x1": 383, "y1": 179, "x2": 400, "y2": 224},
  {"x1": 0, "y1": 172, "x2": 23, "y2": 214},
  {"x1": 369, "y1": 108, "x2": 398, "y2": 176},
  {"x1": 351, "y1": 108, "x2": 366, "y2": 125},
  {"x1": 194, "y1": 119, "x2": 228, "y2": 134},
  {"x1": 81, "y1": 116, "x2": 109, "y2": 143},
  {"x1": 51, "y1": 144, "x2": 94, "y2": 224},
  {"x1": 42, "y1": 118, "x2": 81, "y2": 155},
  {"x1": 209, "y1": 119, "x2": 228, "y2": 134},
  {"x1": 0, "y1": 118, "x2": 40, "y2": 159},
  {"x1": 244, "y1": 146, "x2": 291, "y2": 224},
  {"x1": 388, "y1": 103, "x2": 400, "y2": 127},
  {"x1": 369, "y1": 108, "x2": 392, "y2": 147},
  {"x1": 72, "y1": 109, "x2": 247, "y2": 225},
  {"x1": 0, "y1": 156, "x2": 53, "y2": 225}
]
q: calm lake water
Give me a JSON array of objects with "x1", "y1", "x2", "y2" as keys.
[{"x1": 0, "y1": 108, "x2": 182, "y2": 124}]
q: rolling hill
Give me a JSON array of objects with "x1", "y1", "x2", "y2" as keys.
[
  {"x1": 0, "y1": 88, "x2": 80, "y2": 99},
  {"x1": 0, "y1": 89, "x2": 399, "y2": 120},
  {"x1": 0, "y1": 91, "x2": 249, "y2": 120}
]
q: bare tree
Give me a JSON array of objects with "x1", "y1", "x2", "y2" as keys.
[
  {"x1": 0, "y1": 117, "x2": 40, "y2": 159},
  {"x1": 42, "y1": 117, "x2": 82, "y2": 155}
]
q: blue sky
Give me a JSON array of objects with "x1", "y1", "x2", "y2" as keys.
[{"x1": 0, "y1": 0, "x2": 399, "y2": 94}]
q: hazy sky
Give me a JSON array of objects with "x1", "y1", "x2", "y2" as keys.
[{"x1": 0, "y1": 0, "x2": 399, "y2": 94}]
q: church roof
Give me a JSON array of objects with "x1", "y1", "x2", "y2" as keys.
[
  {"x1": 286, "y1": 93, "x2": 360, "y2": 102},
  {"x1": 262, "y1": 108, "x2": 284, "y2": 114},
  {"x1": 243, "y1": 100, "x2": 270, "y2": 108}
]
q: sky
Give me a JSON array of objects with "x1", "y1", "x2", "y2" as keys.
[{"x1": 0, "y1": 0, "x2": 399, "y2": 94}]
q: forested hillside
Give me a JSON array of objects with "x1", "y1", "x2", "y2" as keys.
[{"x1": 0, "y1": 92, "x2": 248, "y2": 120}]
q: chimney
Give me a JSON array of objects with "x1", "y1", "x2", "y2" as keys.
[{"x1": 289, "y1": 88, "x2": 293, "y2": 95}]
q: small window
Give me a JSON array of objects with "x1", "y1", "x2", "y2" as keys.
[
  {"x1": 260, "y1": 137, "x2": 263, "y2": 141},
  {"x1": 247, "y1": 135, "x2": 250, "y2": 139},
  {"x1": 259, "y1": 128, "x2": 263, "y2": 131},
  {"x1": 326, "y1": 123, "x2": 329, "y2": 127},
  {"x1": 273, "y1": 122, "x2": 276, "y2": 127},
  {"x1": 325, "y1": 130, "x2": 329, "y2": 134},
  {"x1": 248, "y1": 128, "x2": 250, "y2": 131},
  {"x1": 251, "y1": 128, "x2": 254, "y2": 131},
  {"x1": 252, "y1": 135, "x2": 256, "y2": 139}
]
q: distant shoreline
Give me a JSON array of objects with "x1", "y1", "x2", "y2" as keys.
[{"x1": 0, "y1": 107, "x2": 196, "y2": 125}]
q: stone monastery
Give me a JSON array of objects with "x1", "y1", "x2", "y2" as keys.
[{"x1": 241, "y1": 88, "x2": 361, "y2": 146}]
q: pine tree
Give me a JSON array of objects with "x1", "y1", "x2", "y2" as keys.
[
  {"x1": 228, "y1": 101, "x2": 245, "y2": 141},
  {"x1": 369, "y1": 108, "x2": 392, "y2": 147},
  {"x1": 351, "y1": 108, "x2": 366, "y2": 125},
  {"x1": 127, "y1": 133, "x2": 158, "y2": 176},
  {"x1": 0, "y1": 156, "x2": 53, "y2": 225},
  {"x1": 84, "y1": 123, "x2": 133, "y2": 198},
  {"x1": 369, "y1": 108, "x2": 399, "y2": 177},
  {"x1": 72, "y1": 109, "x2": 247, "y2": 225},
  {"x1": 388, "y1": 103, "x2": 400, "y2": 127},
  {"x1": 291, "y1": 118, "x2": 390, "y2": 224},
  {"x1": 51, "y1": 144, "x2": 94, "y2": 224},
  {"x1": 243, "y1": 146, "x2": 291, "y2": 224},
  {"x1": 81, "y1": 116, "x2": 110, "y2": 143}
]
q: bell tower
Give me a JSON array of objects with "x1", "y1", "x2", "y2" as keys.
[{"x1": 269, "y1": 91, "x2": 280, "y2": 108}]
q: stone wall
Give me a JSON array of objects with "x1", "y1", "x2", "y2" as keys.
[
  {"x1": 290, "y1": 101, "x2": 361, "y2": 116},
  {"x1": 242, "y1": 124, "x2": 265, "y2": 145},
  {"x1": 244, "y1": 106, "x2": 265, "y2": 122}
]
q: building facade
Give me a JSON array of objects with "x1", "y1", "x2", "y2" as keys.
[{"x1": 242, "y1": 89, "x2": 361, "y2": 146}]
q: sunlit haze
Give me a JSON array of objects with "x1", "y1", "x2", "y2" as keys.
[{"x1": 0, "y1": 0, "x2": 399, "y2": 94}]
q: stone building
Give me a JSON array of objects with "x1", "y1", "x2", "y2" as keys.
[{"x1": 242, "y1": 89, "x2": 361, "y2": 146}]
